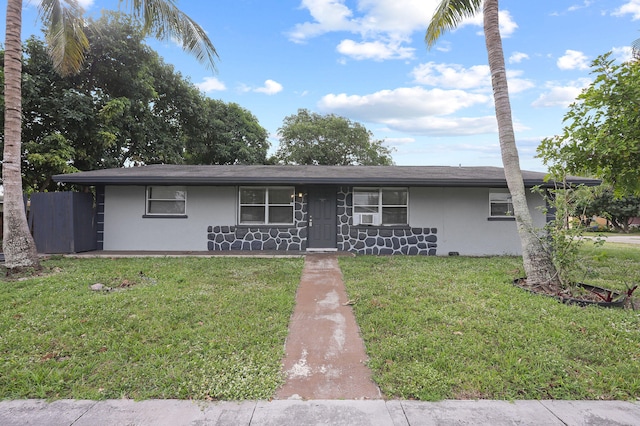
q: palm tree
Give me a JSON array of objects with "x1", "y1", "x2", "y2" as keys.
[
  {"x1": 426, "y1": 0, "x2": 560, "y2": 287},
  {"x1": 2, "y1": 0, "x2": 218, "y2": 271}
]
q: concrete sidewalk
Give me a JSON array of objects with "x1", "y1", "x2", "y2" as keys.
[{"x1": 1, "y1": 398, "x2": 639, "y2": 425}]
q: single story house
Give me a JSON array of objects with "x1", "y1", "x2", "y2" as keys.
[{"x1": 53, "y1": 165, "x2": 599, "y2": 256}]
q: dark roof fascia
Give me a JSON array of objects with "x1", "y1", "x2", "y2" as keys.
[{"x1": 52, "y1": 166, "x2": 600, "y2": 188}]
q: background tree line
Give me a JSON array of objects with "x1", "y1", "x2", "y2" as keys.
[
  {"x1": 0, "y1": 12, "x2": 393, "y2": 195},
  {"x1": 0, "y1": 12, "x2": 269, "y2": 193}
]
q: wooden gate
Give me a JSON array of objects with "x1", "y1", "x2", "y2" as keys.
[{"x1": 29, "y1": 192, "x2": 97, "y2": 253}]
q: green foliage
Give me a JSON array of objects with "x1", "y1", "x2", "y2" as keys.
[
  {"x1": 1, "y1": 13, "x2": 268, "y2": 192},
  {"x1": 275, "y1": 109, "x2": 394, "y2": 165},
  {"x1": 574, "y1": 186, "x2": 640, "y2": 233},
  {"x1": 340, "y1": 253, "x2": 640, "y2": 401},
  {"x1": 537, "y1": 53, "x2": 640, "y2": 195},
  {"x1": 23, "y1": 133, "x2": 79, "y2": 194},
  {"x1": 538, "y1": 184, "x2": 605, "y2": 287},
  {"x1": 0, "y1": 257, "x2": 303, "y2": 400},
  {"x1": 184, "y1": 100, "x2": 269, "y2": 165}
]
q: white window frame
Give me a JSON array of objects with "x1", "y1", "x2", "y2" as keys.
[
  {"x1": 353, "y1": 187, "x2": 408, "y2": 226},
  {"x1": 145, "y1": 186, "x2": 187, "y2": 216},
  {"x1": 238, "y1": 186, "x2": 295, "y2": 225},
  {"x1": 489, "y1": 192, "x2": 514, "y2": 217}
]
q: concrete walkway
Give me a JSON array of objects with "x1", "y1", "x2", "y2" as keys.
[
  {"x1": 276, "y1": 254, "x2": 380, "y2": 400},
  {"x1": 1, "y1": 398, "x2": 639, "y2": 425}
]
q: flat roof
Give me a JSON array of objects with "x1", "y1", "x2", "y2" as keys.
[{"x1": 53, "y1": 164, "x2": 600, "y2": 188}]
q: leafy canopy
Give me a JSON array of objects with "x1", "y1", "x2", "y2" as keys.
[
  {"x1": 275, "y1": 109, "x2": 394, "y2": 166},
  {"x1": 537, "y1": 53, "x2": 640, "y2": 195},
  {"x1": 1, "y1": 14, "x2": 268, "y2": 192}
]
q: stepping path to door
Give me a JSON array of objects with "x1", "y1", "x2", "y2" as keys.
[{"x1": 276, "y1": 254, "x2": 382, "y2": 400}]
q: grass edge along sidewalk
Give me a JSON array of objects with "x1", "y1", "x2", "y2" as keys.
[
  {"x1": 0, "y1": 257, "x2": 303, "y2": 400},
  {"x1": 340, "y1": 244, "x2": 640, "y2": 401},
  {"x1": 2, "y1": 246, "x2": 640, "y2": 402}
]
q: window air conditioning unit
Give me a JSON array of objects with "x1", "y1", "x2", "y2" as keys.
[{"x1": 354, "y1": 213, "x2": 380, "y2": 226}]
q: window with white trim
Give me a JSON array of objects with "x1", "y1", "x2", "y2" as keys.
[
  {"x1": 239, "y1": 187, "x2": 295, "y2": 225},
  {"x1": 353, "y1": 187, "x2": 408, "y2": 225},
  {"x1": 146, "y1": 186, "x2": 187, "y2": 216},
  {"x1": 489, "y1": 192, "x2": 514, "y2": 217}
]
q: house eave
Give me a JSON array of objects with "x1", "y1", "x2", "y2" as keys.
[{"x1": 52, "y1": 165, "x2": 600, "y2": 188}]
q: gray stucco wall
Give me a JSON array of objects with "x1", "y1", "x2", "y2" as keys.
[
  {"x1": 103, "y1": 185, "x2": 546, "y2": 255},
  {"x1": 409, "y1": 187, "x2": 546, "y2": 256},
  {"x1": 103, "y1": 186, "x2": 236, "y2": 251}
]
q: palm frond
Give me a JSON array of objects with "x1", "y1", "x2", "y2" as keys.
[
  {"x1": 126, "y1": 0, "x2": 219, "y2": 71},
  {"x1": 39, "y1": 0, "x2": 89, "y2": 76},
  {"x1": 426, "y1": 0, "x2": 483, "y2": 49}
]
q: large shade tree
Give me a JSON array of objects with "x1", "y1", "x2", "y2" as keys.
[
  {"x1": 2, "y1": 0, "x2": 218, "y2": 271},
  {"x1": 275, "y1": 109, "x2": 394, "y2": 166},
  {"x1": 537, "y1": 53, "x2": 640, "y2": 196},
  {"x1": 426, "y1": 0, "x2": 560, "y2": 287}
]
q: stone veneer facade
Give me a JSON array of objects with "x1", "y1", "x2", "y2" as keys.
[
  {"x1": 207, "y1": 196, "x2": 307, "y2": 251},
  {"x1": 207, "y1": 186, "x2": 437, "y2": 255}
]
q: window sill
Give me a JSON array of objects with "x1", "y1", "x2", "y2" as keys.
[
  {"x1": 143, "y1": 214, "x2": 188, "y2": 219},
  {"x1": 487, "y1": 216, "x2": 515, "y2": 221}
]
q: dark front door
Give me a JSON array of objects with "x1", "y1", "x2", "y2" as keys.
[{"x1": 307, "y1": 187, "x2": 337, "y2": 249}]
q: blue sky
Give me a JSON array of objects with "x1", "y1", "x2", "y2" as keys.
[{"x1": 9, "y1": 0, "x2": 640, "y2": 171}]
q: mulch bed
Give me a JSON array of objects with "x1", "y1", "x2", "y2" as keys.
[{"x1": 514, "y1": 278, "x2": 636, "y2": 309}]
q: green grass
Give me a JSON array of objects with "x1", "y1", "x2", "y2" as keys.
[
  {"x1": 339, "y1": 245, "x2": 640, "y2": 401},
  {"x1": 3, "y1": 246, "x2": 640, "y2": 402},
  {"x1": 0, "y1": 257, "x2": 303, "y2": 400}
]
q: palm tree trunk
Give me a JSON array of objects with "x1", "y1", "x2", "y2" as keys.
[
  {"x1": 3, "y1": 0, "x2": 41, "y2": 271},
  {"x1": 483, "y1": 0, "x2": 558, "y2": 286}
]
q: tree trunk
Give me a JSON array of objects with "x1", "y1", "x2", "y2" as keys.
[
  {"x1": 3, "y1": 0, "x2": 41, "y2": 271},
  {"x1": 483, "y1": 0, "x2": 558, "y2": 286}
]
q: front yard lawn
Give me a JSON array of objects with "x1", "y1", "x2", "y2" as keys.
[
  {"x1": 2, "y1": 245, "x2": 639, "y2": 402},
  {"x1": 0, "y1": 257, "x2": 303, "y2": 400},
  {"x1": 340, "y1": 244, "x2": 640, "y2": 401}
]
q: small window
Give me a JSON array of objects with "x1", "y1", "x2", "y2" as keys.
[
  {"x1": 489, "y1": 192, "x2": 513, "y2": 217},
  {"x1": 146, "y1": 186, "x2": 186, "y2": 216},
  {"x1": 353, "y1": 187, "x2": 408, "y2": 226},
  {"x1": 239, "y1": 187, "x2": 295, "y2": 225}
]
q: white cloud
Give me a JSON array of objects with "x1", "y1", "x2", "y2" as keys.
[
  {"x1": 254, "y1": 80, "x2": 284, "y2": 95},
  {"x1": 457, "y1": 9, "x2": 519, "y2": 37},
  {"x1": 568, "y1": 1, "x2": 593, "y2": 12},
  {"x1": 319, "y1": 87, "x2": 489, "y2": 119},
  {"x1": 289, "y1": 1, "x2": 520, "y2": 62},
  {"x1": 613, "y1": 0, "x2": 640, "y2": 20},
  {"x1": 288, "y1": 0, "x2": 359, "y2": 42},
  {"x1": 385, "y1": 115, "x2": 499, "y2": 136},
  {"x1": 412, "y1": 62, "x2": 490, "y2": 90},
  {"x1": 195, "y1": 77, "x2": 226, "y2": 92},
  {"x1": 557, "y1": 50, "x2": 590, "y2": 70},
  {"x1": 337, "y1": 39, "x2": 415, "y2": 60},
  {"x1": 612, "y1": 45, "x2": 634, "y2": 62},
  {"x1": 506, "y1": 71, "x2": 535, "y2": 94},
  {"x1": 531, "y1": 79, "x2": 590, "y2": 108},
  {"x1": 317, "y1": 86, "x2": 496, "y2": 136},
  {"x1": 384, "y1": 137, "x2": 415, "y2": 146},
  {"x1": 509, "y1": 51, "x2": 529, "y2": 64},
  {"x1": 411, "y1": 62, "x2": 533, "y2": 94}
]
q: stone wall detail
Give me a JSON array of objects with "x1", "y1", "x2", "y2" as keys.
[
  {"x1": 206, "y1": 187, "x2": 437, "y2": 255},
  {"x1": 336, "y1": 186, "x2": 437, "y2": 255},
  {"x1": 207, "y1": 197, "x2": 307, "y2": 251}
]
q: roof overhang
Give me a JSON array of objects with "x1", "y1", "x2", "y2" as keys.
[{"x1": 53, "y1": 165, "x2": 601, "y2": 188}]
